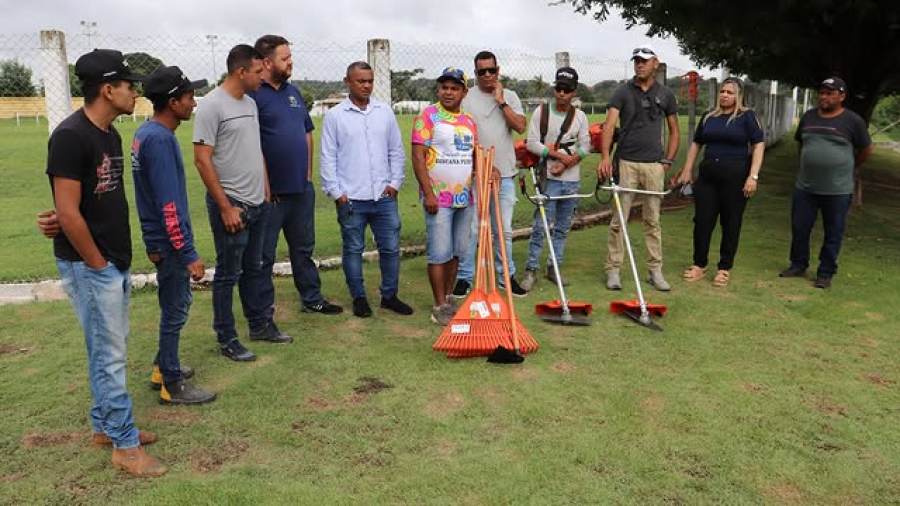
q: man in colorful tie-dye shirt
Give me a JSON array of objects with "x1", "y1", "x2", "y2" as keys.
[{"x1": 411, "y1": 67, "x2": 480, "y2": 326}]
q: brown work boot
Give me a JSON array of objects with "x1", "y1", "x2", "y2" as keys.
[
  {"x1": 112, "y1": 446, "x2": 168, "y2": 478},
  {"x1": 92, "y1": 430, "x2": 158, "y2": 447}
]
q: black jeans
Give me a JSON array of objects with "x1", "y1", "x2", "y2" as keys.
[{"x1": 691, "y1": 157, "x2": 749, "y2": 271}]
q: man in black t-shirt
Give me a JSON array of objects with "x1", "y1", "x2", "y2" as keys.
[{"x1": 45, "y1": 49, "x2": 166, "y2": 478}]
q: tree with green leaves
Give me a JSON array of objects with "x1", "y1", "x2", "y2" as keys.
[
  {"x1": 123, "y1": 52, "x2": 165, "y2": 77},
  {"x1": 558, "y1": 0, "x2": 900, "y2": 123},
  {"x1": 0, "y1": 60, "x2": 36, "y2": 97},
  {"x1": 390, "y1": 68, "x2": 424, "y2": 103}
]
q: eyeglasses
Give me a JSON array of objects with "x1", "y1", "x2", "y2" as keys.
[
  {"x1": 554, "y1": 85, "x2": 575, "y2": 94},
  {"x1": 476, "y1": 67, "x2": 499, "y2": 77}
]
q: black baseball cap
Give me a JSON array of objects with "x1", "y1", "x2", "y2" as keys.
[
  {"x1": 144, "y1": 66, "x2": 208, "y2": 100},
  {"x1": 75, "y1": 49, "x2": 146, "y2": 87},
  {"x1": 819, "y1": 77, "x2": 846, "y2": 93},
  {"x1": 554, "y1": 67, "x2": 579, "y2": 88}
]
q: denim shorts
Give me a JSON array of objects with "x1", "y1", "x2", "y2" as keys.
[{"x1": 424, "y1": 205, "x2": 475, "y2": 264}]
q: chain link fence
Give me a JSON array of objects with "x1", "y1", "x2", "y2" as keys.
[{"x1": 0, "y1": 30, "x2": 796, "y2": 283}]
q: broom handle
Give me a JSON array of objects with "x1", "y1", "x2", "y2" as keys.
[
  {"x1": 491, "y1": 156, "x2": 521, "y2": 353},
  {"x1": 483, "y1": 152, "x2": 497, "y2": 292},
  {"x1": 476, "y1": 146, "x2": 491, "y2": 293}
]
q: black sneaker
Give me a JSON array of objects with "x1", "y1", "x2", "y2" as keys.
[
  {"x1": 160, "y1": 381, "x2": 217, "y2": 405},
  {"x1": 814, "y1": 276, "x2": 832, "y2": 289},
  {"x1": 380, "y1": 295, "x2": 414, "y2": 315},
  {"x1": 301, "y1": 300, "x2": 344, "y2": 315},
  {"x1": 353, "y1": 297, "x2": 373, "y2": 318},
  {"x1": 220, "y1": 339, "x2": 256, "y2": 362},
  {"x1": 779, "y1": 267, "x2": 807, "y2": 278},
  {"x1": 249, "y1": 322, "x2": 293, "y2": 344},
  {"x1": 452, "y1": 279, "x2": 471, "y2": 297},
  {"x1": 506, "y1": 276, "x2": 528, "y2": 298},
  {"x1": 150, "y1": 364, "x2": 194, "y2": 391}
]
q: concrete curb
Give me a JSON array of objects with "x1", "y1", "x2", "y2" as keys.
[{"x1": 0, "y1": 205, "x2": 636, "y2": 306}]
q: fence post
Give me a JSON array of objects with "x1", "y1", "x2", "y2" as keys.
[
  {"x1": 656, "y1": 63, "x2": 668, "y2": 148},
  {"x1": 555, "y1": 52, "x2": 570, "y2": 69},
  {"x1": 367, "y1": 39, "x2": 391, "y2": 106},
  {"x1": 40, "y1": 29, "x2": 73, "y2": 134}
]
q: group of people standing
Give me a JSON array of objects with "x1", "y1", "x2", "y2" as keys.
[{"x1": 38, "y1": 40, "x2": 871, "y2": 478}]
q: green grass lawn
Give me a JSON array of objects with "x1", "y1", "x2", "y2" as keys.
[
  {"x1": 1, "y1": 140, "x2": 898, "y2": 504},
  {"x1": 0, "y1": 112, "x2": 647, "y2": 283}
]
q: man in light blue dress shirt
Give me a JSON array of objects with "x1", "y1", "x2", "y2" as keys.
[{"x1": 320, "y1": 61, "x2": 414, "y2": 318}]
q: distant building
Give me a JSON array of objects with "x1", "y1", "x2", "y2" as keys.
[{"x1": 309, "y1": 94, "x2": 347, "y2": 117}]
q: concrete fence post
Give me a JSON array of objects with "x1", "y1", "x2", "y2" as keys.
[
  {"x1": 40, "y1": 30, "x2": 72, "y2": 134},
  {"x1": 555, "y1": 52, "x2": 570, "y2": 69},
  {"x1": 367, "y1": 39, "x2": 391, "y2": 106}
]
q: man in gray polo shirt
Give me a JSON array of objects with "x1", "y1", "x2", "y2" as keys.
[{"x1": 194, "y1": 44, "x2": 290, "y2": 363}]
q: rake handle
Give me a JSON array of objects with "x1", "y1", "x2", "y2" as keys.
[{"x1": 490, "y1": 165, "x2": 521, "y2": 353}]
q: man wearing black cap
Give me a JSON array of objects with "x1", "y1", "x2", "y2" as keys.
[
  {"x1": 133, "y1": 66, "x2": 216, "y2": 405},
  {"x1": 780, "y1": 77, "x2": 872, "y2": 289},
  {"x1": 520, "y1": 66, "x2": 591, "y2": 291},
  {"x1": 46, "y1": 49, "x2": 166, "y2": 477},
  {"x1": 597, "y1": 44, "x2": 680, "y2": 292}
]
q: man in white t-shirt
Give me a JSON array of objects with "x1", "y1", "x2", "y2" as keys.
[{"x1": 454, "y1": 50, "x2": 528, "y2": 298}]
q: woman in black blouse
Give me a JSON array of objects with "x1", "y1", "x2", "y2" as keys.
[{"x1": 674, "y1": 77, "x2": 765, "y2": 287}]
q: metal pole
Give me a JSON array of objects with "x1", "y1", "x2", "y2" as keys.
[{"x1": 206, "y1": 35, "x2": 218, "y2": 86}]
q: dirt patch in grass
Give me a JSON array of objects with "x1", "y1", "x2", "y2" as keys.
[
  {"x1": 0, "y1": 471, "x2": 27, "y2": 484},
  {"x1": 857, "y1": 338, "x2": 879, "y2": 348},
  {"x1": 21, "y1": 430, "x2": 87, "y2": 448},
  {"x1": 550, "y1": 361, "x2": 575, "y2": 373},
  {"x1": 387, "y1": 322, "x2": 428, "y2": 339},
  {"x1": 433, "y1": 440, "x2": 456, "y2": 458},
  {"x1": 0, "y1": 343, "x2": 40, "y2": 357},
  {"x1": 510, "y1": 367, "x2": 539, "y2": 381},
  {"x1": 189, "y1": 439, "x2": 249, "y2": 473},
  {"x1": 425, "y1": 392, "x2": 466, "y2": 419},
  {"x1": 764, "y1": 483, "x2": 805, "y2": 504},
  {"x1": 862, "y1": 373, "x2": 895, "y2": 387},
  {"x1": 642, "y1": 394, "x2": 664, "y2": 414},
  {"x1": 776, "y1": 293, "x2": 808, "y2": 303},
  {"x1": 741, "y1": 383, "x2": 766, "y2": 393},
  {"x1": 354, "y1": 377, "x2": 393, "y2": 395},
  {"x1": 476, "y1": 386, "x2": 500, "y2": 403},
  {"x1": 811, "y1": 399, "x2": 847, "y2": 417},
  {"x1": 144, "y1": 407, "x2": 202, "y2": 427},
  {"x1": 306, "y1": 396, "x2": 338, "y2": 411}
]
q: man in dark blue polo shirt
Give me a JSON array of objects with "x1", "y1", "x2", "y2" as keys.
[{"x1": 252, "y1": 35, "x2": 342, "y2": 321}]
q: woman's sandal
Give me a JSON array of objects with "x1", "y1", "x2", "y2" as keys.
[
  {"x1": 682, "y1": 265, "x2": 707, "y2": 282},
  {"x1": 713, "y1": 270, "x2": 730, "y2": 287}
]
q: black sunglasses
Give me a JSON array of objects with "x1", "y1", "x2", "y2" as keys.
[
  {"x1": 476, "y1": 67, "x2": 499, "y2": 76},
  {"x1": 554, "y1": 85, "x2": 575, "y2": 93}
]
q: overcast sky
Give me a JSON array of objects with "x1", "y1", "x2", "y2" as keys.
[{"x1": 1, "y1": 0, "x2": 710, "y2": 84}]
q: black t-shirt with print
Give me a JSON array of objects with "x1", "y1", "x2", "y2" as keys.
[{"x1": 46, "y1": 109, "x2": 132, "y2": 271}]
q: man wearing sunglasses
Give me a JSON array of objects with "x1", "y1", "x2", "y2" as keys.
[
  {"x1": 597, "y1": 44, "x2": 680, "y2": 292},
  {"x1": 454, "y1": 50, "x2": 528, "y2": 299},
  {"x1": 521, "y1": 67, "x2": 591, "y2": 292}
]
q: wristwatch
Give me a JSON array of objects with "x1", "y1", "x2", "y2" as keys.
[
  {"x1": 750, "y1": 174, "x2": 759, "y2": 180},
  {"x1": 498, "y1": 102, "x2": 508, "y2": 110}
]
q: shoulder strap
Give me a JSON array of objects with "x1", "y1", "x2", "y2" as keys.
[
  {"x1": 539, "y1": 103, "x2": 549, "y2": 143},
  {"x1": 555, "y1": 106, "x2": 577, "y2": 148}
]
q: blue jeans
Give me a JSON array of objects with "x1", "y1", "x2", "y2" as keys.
[
  {"x1": 207, "y1": 195, "x2": 271, "y2": 343},
  {"x1": 57, "y1": 259, "x2": 139, "y2": 449},
  {"x1": 261, "y1": 186, "x2": 325, "y2": 316},
  {"x1": 457, "y1": 176, "x2": 518, "y2": 282},
  {"x1": 153, "y1": 254, "x2": 191, "y2": 384},
  {"x1": 525, "y1": 180, "x2": 580, "y2": 271},
  {"x1": 424, "y1": 205, "x2": 475, "y2": 264},
  {"x1": 789, "y1": 188, "x2": 853, "y2": 278},
  {"x1": 336, "y1": 197, "x2": 401, "y2": 300}
]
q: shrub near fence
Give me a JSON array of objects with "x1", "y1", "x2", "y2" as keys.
[{"x1": 0, "y1": 30, "x2": 797, "y2": 283}]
